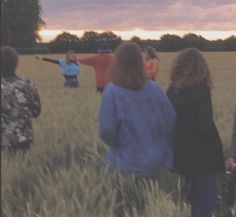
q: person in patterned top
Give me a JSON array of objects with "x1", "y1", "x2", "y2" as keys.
[{"x1": 1, "y1": 46, "x2": 41, "y2": 153}]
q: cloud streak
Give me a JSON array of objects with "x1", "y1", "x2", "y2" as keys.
[{"x1": 40, "y1": 0, "x2": 236, "y2": 31}]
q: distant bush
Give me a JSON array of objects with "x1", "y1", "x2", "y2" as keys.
[{"x1": 17, "y1": 46, "x2": 50, "y2": 55}]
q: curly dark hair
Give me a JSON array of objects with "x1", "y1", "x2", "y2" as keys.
[{"x1": 170, "y1": 47, "x2": 213, "y2": 90}]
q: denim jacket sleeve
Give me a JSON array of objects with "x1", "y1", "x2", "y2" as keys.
[
  {"x1": 163, "y1": 98, "x2": 176, "y2": 169},
  {"x1": 99, "y1": 87, "x2": 119, "y2": 147}
]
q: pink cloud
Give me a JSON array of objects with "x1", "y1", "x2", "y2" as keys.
[{"x1": 40, "y1": 0, "x2": 236, "y2": 31}]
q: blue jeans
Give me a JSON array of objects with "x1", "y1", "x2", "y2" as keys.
[
  {"x1": 185, "y1": 175, "x2": 217, "y2": 217},
  {"x1": 64, "y1": 79, "x2": 79, "y2": 88}
]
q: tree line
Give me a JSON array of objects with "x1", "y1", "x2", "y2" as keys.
[
  {"x1": 45, "y1": 31, "x2": 236, "y2": 53},
  {"x1": 1, "y1": 0, "x2": 236, "y2": 52}
]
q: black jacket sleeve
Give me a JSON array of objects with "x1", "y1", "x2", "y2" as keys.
[
  {"x1": 42, "y1": 58, "x2": 59, "y2": 64},
  {"x1": 197, "y1": 87, "x2": 215, "y2": 135}
]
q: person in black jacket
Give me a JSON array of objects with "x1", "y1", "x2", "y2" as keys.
[{"x1": 167, "y1": 48, "x2": 225, "y2": 217}]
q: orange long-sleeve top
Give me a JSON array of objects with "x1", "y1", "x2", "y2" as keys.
[{"x1": 79, "y1": 54, "x2": 114, "y2": 88}]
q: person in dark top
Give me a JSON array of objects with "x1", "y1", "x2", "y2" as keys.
[
  {"x1": 35, "y1": 50, "x2": 80, "y2": 88},
  {"x1": 1, "y1": 46, "x2": 41, "y2": 154},
  {"x1": 167, "y1": 47, "x2": 225, "y2": 217}
]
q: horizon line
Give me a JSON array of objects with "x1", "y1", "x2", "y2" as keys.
[{"x1": 39, "y1": 29, "x2": 236, "y2": 42}]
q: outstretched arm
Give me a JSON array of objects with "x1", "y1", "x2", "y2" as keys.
[
  {"x1": 78, "y1": 55, "x2": 97, "y2": 67},
  {"x1": 35, "y1": 55, "x2": 59, "y2": 64}
]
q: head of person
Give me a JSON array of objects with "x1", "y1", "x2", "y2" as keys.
[
  {"x1": 170, "y1": 47, "x2": 213, "y2": 91},
  {"x1": 98, "y1": 38, "x2": 112, "y2": 54},
  {"x1": 145, "y1": 46, "x2": 159, "y2": 60},
  {"x1": 1, "y1": 46, "x2": 19, "y2": 77},
  {"x1": 111, "y1": 42, "x2": 146, "y2": 90},
  {"x1": 66, "y1": 50, "x2": 77, "y2": 62}
]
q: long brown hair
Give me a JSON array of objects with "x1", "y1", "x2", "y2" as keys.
[
  {"x1": 111, "y1": 42, "x2": 146, "y2": 90},
  {"x1": 170, "y1": 47, "x2": 213, "y2": 90}
]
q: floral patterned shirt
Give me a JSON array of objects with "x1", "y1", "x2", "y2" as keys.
[{"x1": 1, "y1": 75, "x2": 41, "y2": 147}]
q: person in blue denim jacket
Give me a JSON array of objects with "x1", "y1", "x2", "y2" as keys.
[{"x1": 98, "y1": 42, "x2": 176, "y2": 217}]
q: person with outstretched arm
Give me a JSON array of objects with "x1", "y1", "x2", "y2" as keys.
[
  {"x1": 35, "y1": 50, "x2": 80, "y2": 88},
  {"x1": 78, "y1": 39, "x2": 114, "y2": 93}
]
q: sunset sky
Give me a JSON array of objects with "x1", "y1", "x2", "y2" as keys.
[{"x1": 39, "y1": 0, "x2": 236, "y2": 42}]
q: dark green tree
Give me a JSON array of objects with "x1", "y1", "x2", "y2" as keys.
[
  {"x1": 130, "y1": 36, "x2": 144, "y2": 49},
  {"x1": 99, "y1": 31, "x2": 122, "y2": 42},
  {"x1": 49, "y1": 32, "x2": 81, "y2": 53},
  {"x1": 1, "y1": 0, "x2": 44, "y2": 47},
  {"x1": 81, "y1": 31, "x2": 100, "y2": 42},
  {"x1": 160, "y1": 34, "x2": 183, "y2": 51},
  {"x1": 182, "y1": 33, "x2": 208, "y2": 50},
  {"x1": 52, "y1": 32, "x2": 80, "y2": 43},
  {"x1": 222, "y1": 36, "x2": 236, "y2": 51}
]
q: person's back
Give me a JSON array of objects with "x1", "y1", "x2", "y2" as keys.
[
  {"x1": 167, "y1": 48, "x2": 224, "y2": 217},
  {"x1": 99, "y1": 42, "x2": 175, "y2": 217},
  {"x1": 99, "y1": 42, "x2": 175, "y2": 176},
  {"x1": 167, "y1": 84, "x2": 224, "y2": 175},
  {"x1": 101, "y1": 81, "x2": 175, "y2": 176},
  {"x1": 1, "y1": 46, "x2": 41, "y2": 152}
]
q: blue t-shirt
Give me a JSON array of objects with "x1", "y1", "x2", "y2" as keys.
[
  {"x1": 99, "y1": 81, "x2": 176, "y2": 177},
  {"x1": 59, "y1": 59, "x2": 80, "y2": 76}
]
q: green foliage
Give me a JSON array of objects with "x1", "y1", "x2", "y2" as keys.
[
  {"x1": 223, "y1": 36, "x2": 236, "y2": 51},
  {"x1": 1, "y1": 53, "x2": 236, "y2": 217},
  {"x1": 49, "y1": 31, "x2": 122, "y2": 53},
  {"x1": 53, "y1": 32, "x2": 80, "y2": 43},
  {"x1": 46, "y1": 30, "x2": 236, "y2": 53},
  {"x1": 160, "y1": 34, "x2": 183, "y2": 51},
  {"x1": 182, "y1": 33, "x2": 209, "y2": 50},
  {"x1": 17, "y1": 46, "x2": 50, "y2": 55},
  {"x1": 1, "y1": 0, "x2": 44, "y2": 47}
]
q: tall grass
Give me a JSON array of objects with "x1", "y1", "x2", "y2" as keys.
[{"x1": 2, "y1": 52, "x2": 236, "y2": 217}]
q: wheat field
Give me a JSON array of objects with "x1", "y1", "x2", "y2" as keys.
[{"x1": 1, "y1": 52, "x2": 236, "y2": 217}]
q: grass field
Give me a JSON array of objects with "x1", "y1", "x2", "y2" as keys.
[{"x1": 1, "y1": 52, "x2": 236, "y2": 217}]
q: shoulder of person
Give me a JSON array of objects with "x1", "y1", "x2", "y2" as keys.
[
  {"x1": 147, "y1": 80, "x2": 163, "y2": 91},
  {"x1": 20, "y1": 78, "x2": 38, "y2": 90},
  {"x1": 58, "y1": 59, "x2": 66, "y2": 64},
  {"x1": 151, "y1": 58, "x2": 158, "y2": 63},
  {"x1": 104, "y1": 82, "x2": 116, "y2": 92},
  {"x1": 146, "y1": 81, "x2": 167, "y2": 98}
]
